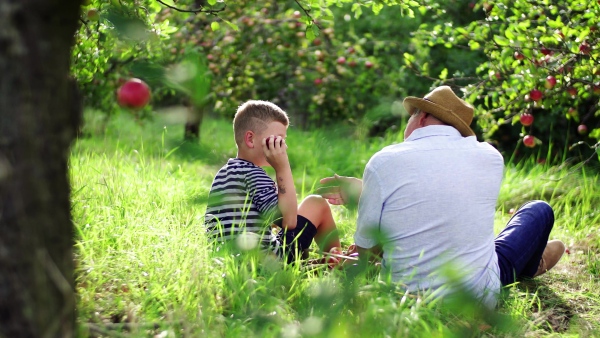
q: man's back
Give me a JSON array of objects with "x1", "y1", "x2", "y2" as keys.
[{"x1": 355, "y1": 125, "x2": 504, "y2": 306}]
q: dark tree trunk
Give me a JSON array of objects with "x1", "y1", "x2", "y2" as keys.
[
  {"x1": 0, "y1": 0, "x2": 82, "y2": 337},
  {"x1": 184, "y1": 104, "x2": 204, "y2": 141}
]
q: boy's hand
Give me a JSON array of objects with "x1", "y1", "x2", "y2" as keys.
[
  {"x1": 317, "y1": 174, "x2": 363, "y2": 206},
  {"x1": 262, "y1": 135, "x2": 289, "y2": 170}
]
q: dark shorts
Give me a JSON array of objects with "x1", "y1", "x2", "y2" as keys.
[{"x1": 274, "y1": 215, "x2": 318, "y2": 263}]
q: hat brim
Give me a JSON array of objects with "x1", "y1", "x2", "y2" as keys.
[{"x1": 403, "y1": 97, "x2": 475, "y2": 137}]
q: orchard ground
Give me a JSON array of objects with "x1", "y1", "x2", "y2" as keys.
[{"x1": 73, "y1": 112, "x2": 600, "y2": 337}]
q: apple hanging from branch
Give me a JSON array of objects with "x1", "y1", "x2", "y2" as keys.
[
  {"x1": 529, "y1": 89, "x2": 543, "y2": 101},
  {"x1": 117, "y1": 78, "x2": 151, "y2": 109},
  {"x1": 523, "y1": 135, "x2": 536, "y2": 148},
  {"x1": 520, "y1": 113, "x2": 534, "y2": 126},
  {"x1": 544, "y1": 76, "x2": 556, "y2": 89}
]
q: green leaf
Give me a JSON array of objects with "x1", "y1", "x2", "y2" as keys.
[
  {"x1": 372, "y1": 3, "x2": 384, "y2": 15},
  {"x1": 207, "y1": 0, "x2": 216, "y2": 5},
  {"x1": 494, "y1": 35, "x2": 509, "y2": 46},
  {"x1": 469, "y1": 40, "x2": 481, "y2": 50},
  {"x1": 505, "y1": 28, "x2": 515, "y2": 41},
  {"x1": 223, "y1": 19, "x2": 239, "y2": 31},
  {"x1": 439, "y1": 68, "x2": 448, "y2": 80},
  {"x1": 211, "y1": 22, "x2": 220, "y2": 31}
]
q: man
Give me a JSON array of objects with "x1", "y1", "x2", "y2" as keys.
[{"x1": 319, "y1": 86, "x2": 565, "y2": 308}]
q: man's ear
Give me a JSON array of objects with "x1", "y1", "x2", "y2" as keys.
[
  {"x1": 244, "y1": 131, "x2": 255, "y2": 148},
  {"x1": 418, "y1": 112, "x2": 429, "y2": 127}
]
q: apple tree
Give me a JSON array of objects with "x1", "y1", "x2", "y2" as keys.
[{"x1": 406, "y1": 0, "x2": 600, "y2": 163}]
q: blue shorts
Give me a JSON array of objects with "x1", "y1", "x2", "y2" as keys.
[{"x1": 275, "y1": 215, "x2": 317, "y2": 263}]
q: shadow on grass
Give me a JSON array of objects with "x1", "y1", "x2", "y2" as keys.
[
  {"x1": 517, "y1": 278, "x2": 574, "y2": 333},
  {"x1": 165, "y1": 138, "x2": 234, "y2": 166}
]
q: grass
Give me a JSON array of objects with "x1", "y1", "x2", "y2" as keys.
[{"x1": 72, "y1": 112, "x2": 600, "y2": 337}]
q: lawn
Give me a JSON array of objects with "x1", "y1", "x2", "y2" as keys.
[{"x1": 72, "y1": 112, "x2": 600, "y2": 337}]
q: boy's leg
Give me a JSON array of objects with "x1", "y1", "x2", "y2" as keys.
[
  {"x1": 298, "y1": 195, "x2": 341, "y2": 252},
  {"x1": 494, "y1": 200, "x2": 561, "y2": 285}
]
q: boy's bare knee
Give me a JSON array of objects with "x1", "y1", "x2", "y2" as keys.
[{"x1": 301, "y1": 194, "x2": 328, "y2": 209}]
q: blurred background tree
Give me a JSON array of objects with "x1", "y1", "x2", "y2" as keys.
[{"x1": 73, "y1": 0, "x2": 599, "y2": 164}]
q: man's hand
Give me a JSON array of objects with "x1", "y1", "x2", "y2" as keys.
[{"x1": 317, "y1": 174, "x2": 363, "y2": 206}]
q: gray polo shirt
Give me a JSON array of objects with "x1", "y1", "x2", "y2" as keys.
[{"x1": 355, "y1": 125, "x2": 504, "y2": 308}]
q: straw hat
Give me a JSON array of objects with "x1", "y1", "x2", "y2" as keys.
[{"x1": 403, "y1": 86, "x2": 475, "y2": 137}]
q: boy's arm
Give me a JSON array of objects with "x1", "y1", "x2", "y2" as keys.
[{"x1": 264, "y1": 136, "x2": 298, "y2": 230}]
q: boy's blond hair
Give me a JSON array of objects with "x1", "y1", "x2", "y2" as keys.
[{"x1": 233, "y1": 100, "x2": 289, "y2": 146}]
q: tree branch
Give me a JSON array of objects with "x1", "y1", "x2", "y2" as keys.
[
  {"x1": 294, "y1": 0, "x2": 322, "y2": 29},
  {"x1": 155, "y1": 0, "x2": 225, "y2": 15}
]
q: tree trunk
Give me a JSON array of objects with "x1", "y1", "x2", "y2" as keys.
[
  {"x1": 184, "y1": 104, "x2": 204, "y2": 141},
  {"x1": 0, "y1": 0, "x2": 82, "y2": 337}
]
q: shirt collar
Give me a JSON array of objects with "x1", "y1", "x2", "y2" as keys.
[{"x1": 406, "y1": 125, "x2": 462, "y2": 141}]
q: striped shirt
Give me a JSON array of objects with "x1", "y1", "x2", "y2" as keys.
[{"x1": 204, "y1": 158, "x2": 281, "y2": 247}]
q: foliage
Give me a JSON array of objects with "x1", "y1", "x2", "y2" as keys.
[{"x1": 407, "y1": 0, "x2": 600, "y2": 163}]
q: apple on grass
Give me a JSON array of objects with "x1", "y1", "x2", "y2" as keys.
[
  {"x1": 520, "y1": 113, "x2": 534, "y2": 126},
  {"x1": 117, "y1": 78, "x2": 151, "y2": 109},
  {"x1": 523, "y1": 135, "x2": 536, "y2": 148}
]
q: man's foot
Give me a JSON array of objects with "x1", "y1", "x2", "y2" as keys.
[{"x1": 533, "y1": 240, "x2": 566, "y2": 277}]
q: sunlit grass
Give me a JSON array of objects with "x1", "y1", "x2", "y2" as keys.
[{"x1": 72, "y1": 112, "x2": 600, "y2": 336}]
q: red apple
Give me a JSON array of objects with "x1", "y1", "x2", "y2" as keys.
[
  {"x1": 523, "y1": 135, "x2": 536, "y2": 148},
  {"x1": 567, "y1": 87, "x2": 577, "y2": 97},
  {"x1": 117, "y1": 78, "x2": 151, "y2": 109},
  {"x1": 468, "y1": 2, "x2": 476, "y2": 9},
  {"x1": 520, "y1": 113, "x2": 534, "y2": 126},
  {"x1": 349, "y1": 60, "x2": 357, "y2": 67},
  {"x1": 336, "y1": 56, "x2": 346, "y2": 65},
  {"x1": 365, "y1": 61, "x2": 374, "y2": 69},
  {"x1": 545, "y1": 76, "x2": 557, "y2": 89},
  {"x1": 293, "y1": 10, "x2": 302, "y2": 19},
  {"x1": 529, "y1": 89, "x2": 543, "y2": 101},
  {"x1": 593, "y1": 83, "x2": 600, "y2": 95},
  {"x1": 314, "y1": 50, "x2": 324, "y2": 61},
  {"x1": 482, "y1": 2, "x2": 493, "y2": 11},
  {"x1": 579, "y1": 43, "x2": 590, "y2": 54},
  {"x1": 514, "y1": 51, "x2": 524, "y2": 60},
  {"x1": 87, "y1": 8, "x2": 100, "y2": 21},
  {"x1": 577, "y1": 124, "x2": 588, "y2": 135},
  {"x1": 347, "y1": 46, "x2": 356, "y2": 54},
  {"x1": 314, "y1": 78, "x2": 323, "y2": 85},
  {"x1": 313, "y1": 38, "x2": 322, "y2": 46},
  {"x1": 567, "y1": 107, "x2": 577, "y2": 117},
  {"x1": 540, "y1": 47, "x2": 552, "y2": 56}
]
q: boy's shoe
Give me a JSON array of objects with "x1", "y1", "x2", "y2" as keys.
[{"x1": 533, "y1": 240, "x2": 566, "y2": 277}]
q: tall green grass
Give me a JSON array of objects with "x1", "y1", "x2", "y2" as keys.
[{"x1": 73, "y1": 113, "x2": 600, "y2": 337}]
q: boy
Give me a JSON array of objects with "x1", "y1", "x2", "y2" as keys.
[{"x1": 204, "y1": 100, "x2": 341, "y2": 263}]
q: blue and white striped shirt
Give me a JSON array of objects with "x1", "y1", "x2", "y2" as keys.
[{"x1": 204, "y1": 158, "x2": 281, "y2": 247}]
